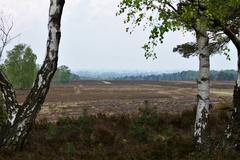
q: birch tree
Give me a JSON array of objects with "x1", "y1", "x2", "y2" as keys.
[
  {"x1": 175, "y1": 0, "x2": 240, "y2": 149},
  {"x1": 117, "y1": 0, "x2": 230, "y2": 150},
  {"x1": 208, "y1": 1, "x2": 240, "y2": 149},
  {"x1": 171, "y1": 0, "x2": 240, "y2": 150},
  {"x1": 224, "y1": 26, "x2": 240, "y2": 148},
  {"x1": 0, "y1": 0, "x2": 65, "y2": 150},
  {"x1": 194, "y1": 18, "x2": 210, "y2": 149}
]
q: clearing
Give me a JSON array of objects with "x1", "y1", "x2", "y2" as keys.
[{"x1": 15, "y1": 80, "x2": 234, "y2": 122}]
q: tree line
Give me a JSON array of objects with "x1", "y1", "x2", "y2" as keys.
[{"x1": 119, "y1": 70, "x2": 237, "y2": 81}]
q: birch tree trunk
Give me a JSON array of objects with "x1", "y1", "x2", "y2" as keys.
[
  {"x1": 194, "y1": 26, "x2": 210, "y2": 150},
  {"x1": 224, "y1": 27, "x2": 240, "y2": 150},
  {"x1": 230, "y1": 59, "x2": 240, "y2": 146},
  {"x1": 0, "y1": 0, "x2": 65, "y2": 151}
]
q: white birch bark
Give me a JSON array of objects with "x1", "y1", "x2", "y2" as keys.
[
  {"x1": 0, "y1": 0, "x2": 65, "y2": 150},
  {"x1": 194, "y1": 26, "x2": 210, "y2": 148}
]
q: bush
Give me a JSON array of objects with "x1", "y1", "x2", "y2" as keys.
[
  {"x1": 46, "y1": 123, "x2": 58, "y2": 141},
  {"x1": 77, "y1": 109, "x2": 95, "y2": 145},
  {"x1": 129, "y1": 103, "x2": 159, "y2": 142},
  {"x1": 57, "y1": 116, "x2": 73, "y2": 126},
  {"x1": 92, "y1": 125, "x2": 116, "y2": 145}
]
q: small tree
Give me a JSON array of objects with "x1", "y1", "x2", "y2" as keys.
[
  {"x1": 4, "y1": 44, "x2": 37, "y2": 89},
  {"x1": 53, "y1": 65, "x2": 71, "y2": 84}
]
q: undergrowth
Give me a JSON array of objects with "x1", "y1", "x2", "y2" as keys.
[{"x1": 0, "y1": 104, "x2": 239, "y2": 160}]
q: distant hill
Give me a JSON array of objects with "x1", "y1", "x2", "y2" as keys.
[
  {"x1": 74, "y1": 70, "x2": 178, "y2": 80},
  {"x1": 71, "y1": 70, "x2": 237, "y2": 81}
]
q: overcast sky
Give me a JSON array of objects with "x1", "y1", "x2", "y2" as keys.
[{"x1": 0, "y1": 0, "x2": 238, "y2": 72}]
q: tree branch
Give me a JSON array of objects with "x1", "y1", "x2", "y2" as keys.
[
  {"x1": 224, "y1": 26, "x2": 240, "y2": 51},
  {"x1": 0, "y1": 71, "x2": 19, "y2": 125}
]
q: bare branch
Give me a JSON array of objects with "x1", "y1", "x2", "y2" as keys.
[{"x1": 0, "y1": 17, "x2": 19, "y2": 58}]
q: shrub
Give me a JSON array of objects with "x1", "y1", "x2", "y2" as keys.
[
  {"x1": 78, "y1": 109, "x2": 95, "y2": 145},
  {"x1": 56, "y1": 116, "x2": 82, "y2": 142},
  {"x1": 46, "y1": 123, "x2": 58, "y2": 141},
  {"x1": 63, "y1": 142, "x2": 77, "y2": 159},
  {"x1": 129, "y1": 122, "x2": 150, "y2": 142},
  {"x1": 57, "y1": 116, "x2": 72, "y2": 126},
  {"x1": 92, "y1": 125, "x2": 116, "y2": 145},
  {"x1": 129, "y1": 103, "x2": 159, "y2": 142}
]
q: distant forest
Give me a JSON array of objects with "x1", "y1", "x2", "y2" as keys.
[
  {"x1": 73, "y1": 70, "x2": 238, "y2": 81},
  {"x1": 116, "y1": 70, "x2": 237, "y2": 81}
]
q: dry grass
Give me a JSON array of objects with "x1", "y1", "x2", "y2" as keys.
[
  {"x1": 17, "y1": 81, "x2": 233, "y2": 122},
  {"x1": 211, "y1": 89, "x2": 232, "y2": 97}
]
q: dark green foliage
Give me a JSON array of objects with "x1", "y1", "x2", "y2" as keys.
[
  {"x1": 129, "y1": 122, "x2": 150, "y2": 142},
  {"x1": 53, "y1": 65, "x2": 71, "y2": 84},
  {"x1": 77, "y1": 109, "x2": 95, "y2": 146},
  {"x1": 46, "y1": 123, "x2": 58, "y2": 141},
  {"x1": 129, "y1": 103, "x2": 160, "y2": 142},
  {"x1": 173, "y1": 42, "x2": 198, "y2": 58},
  {"x1": 4, "y1": 44, "x2": 37, "y2": 89},
  {"x1": 173, "y1": 37, "x2": 230, "y2": 59}
]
